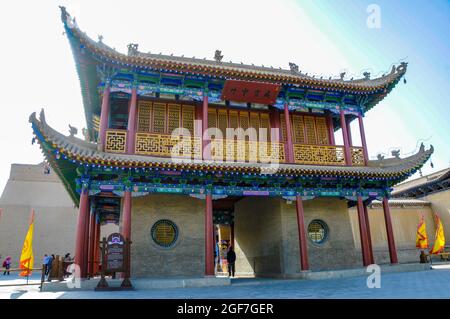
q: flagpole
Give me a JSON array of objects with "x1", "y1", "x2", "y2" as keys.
[{"x1": 26, "y1": 258, "x2": 30, "y2": 285}]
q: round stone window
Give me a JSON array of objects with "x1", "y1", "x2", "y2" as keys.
[
  {"x1": 151, "y1": 219, "x2": 179, "y2": 248},
  {"x1": 308, "y1": 220, "x2": 328, "y2": 244}
]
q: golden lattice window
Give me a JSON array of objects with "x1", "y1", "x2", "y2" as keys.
[
  {"x1": 307, "y1": 220, "x2": 328, "y2": 244},
  {"x1": 151, "y1": 220, "x2": 179, "y2": 248},
  {"x1": 282, "y1": 114, "x2": 330, "y2": 145},
  {"x1": 137, "y1": 101, "x2": 195, "y2": 135}
]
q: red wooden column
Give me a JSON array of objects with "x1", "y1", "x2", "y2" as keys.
[
  {"x1": 326, "y1": 113, "x2": 335, "y2": 145},
  {"x1": 346, "y1": 118, "x2": 353, "y2": 146},
  {"x1": 340, "y1": 109, "x2": 352, "y2": 165},
  {"x1": 205, "y1": 194, "x2": 215, "y2": 276},
  {"x1": 356, "y1": 196, "x2": 371, "y2": 266},
  {"x1": 202, "y1": 94, "x2": 210, "y2": 160},
  {"x1": 358, "y1": 113, "x2": 369, "y2": 165},
  {"x1": 75, "y1": 189, "x2": 89, "y2": 278},
  {"x1": 363, "y1": 204, "x2": 374, "y2": 264},
  {"x1": 88, "y1": 210, "x2": 96, "y2": 277},
  {"x1": 126, "y1": 87, "x2": 138, "y2": 154},
  {"x1": 93, "y1": 219, "x2": 100, "y2": 275},
  {"x1": 121, "y1": 190, "x2": 132, "y2": 278},
  {"x1": 122, "y1": 191, "x2": 132, "y2": 242},
  {"x1": 83, "y1": 202, "x2": 91, "y2": 277},
  {"x1": 283, "y1": 103, "x2": 294, "y2": 163},
  {"x1": 382, "y1": 197, "x2": 398, "y2": 264},
  {"x1": 295, "y1": 196, "x2": 309, "y2": 271},
  {"x1": 98, "y1": 83, "x2": 111, "y2": 151}
]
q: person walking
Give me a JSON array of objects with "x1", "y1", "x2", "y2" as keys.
[
  {"x1": 2, "y1": 256, "x2": 11, "y2": 275},
  {"x1": 226, "y1": 246, "x2": 236, "y2": 278},
  {"x1": 46, "y1": 254, "x2": 54, "y2": 281}
]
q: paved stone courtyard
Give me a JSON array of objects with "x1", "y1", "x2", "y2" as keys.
[{"x1": 1, "y1": 267, "x2": 450, "y2": 299}]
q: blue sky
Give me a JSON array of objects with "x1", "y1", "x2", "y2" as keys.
[{"x1": 0, "y1": 0, "x2": 448, "y2": 192}]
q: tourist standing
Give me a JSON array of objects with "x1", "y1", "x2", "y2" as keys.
[
  {"x1": 2, "y1": 256, "x2": 11, "y2": 275},
  {"x1": 226, "y1": 246, "x2": 236, "y2": 278}
]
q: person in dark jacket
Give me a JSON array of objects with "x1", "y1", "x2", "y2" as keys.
[{"x1": 226, "y1": 246, "x2": 236, "y2": 278}]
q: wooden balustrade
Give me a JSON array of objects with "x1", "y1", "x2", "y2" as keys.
[
  {"x1": 135, "y1": 132, "x2": 201, "y2": 159},
  {"x1": 209, "y1": 139, "x2": 285, "y2": 163},
  {"x1": 350, "y1": 147, "x2": 365, "y2": 166},
  {"x1": 102, "y1": 131, "x2": 365, "y2": 166},
  {"x1": 105, "y1": 129, "x2": 127, "y2": 153},
  {"x1": 293, "y1": 144, "x2": 346, "y2": 165}
]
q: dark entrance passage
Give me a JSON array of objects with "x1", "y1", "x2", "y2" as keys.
[{"x1": 212, "y1": 197, "x2": 241, "y2": 277}]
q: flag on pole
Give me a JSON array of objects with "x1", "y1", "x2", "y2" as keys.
[
  {"x1": 429, "y1": 213, "x2": 445, "y2": 255},
  {"x1": 19, "y1": 209, "x2": 35, "y2": 277},
  {"x1": 416, "y1": 214, "x2": 429, "y2": 249}
]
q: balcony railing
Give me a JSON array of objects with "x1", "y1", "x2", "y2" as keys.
[
  {"x1": 135, "y1": 132, "x2": 201, "y2": 159},
  {"x1": 350, "y1": 147, "x2": 365, "y2": 166},
  {"x1": 105, "y1": 129, "x2": 127, "y2": 153},
  {"x1": 209, "y1": 139, "x2": 285, "y2": 163},
  {"x1": 103, "y1": 131, "x2": 365, "y2": 166},
  {"x1": 293, "y1": 144, "x2": 346, "y2": 166}
]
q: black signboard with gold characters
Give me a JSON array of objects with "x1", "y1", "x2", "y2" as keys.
[
  {"x1": 106, "y1": 233, "x2": 125, "y2": 272},
  {"x1": 96, "y1": 233, "x2": 133, "y2": 290}
]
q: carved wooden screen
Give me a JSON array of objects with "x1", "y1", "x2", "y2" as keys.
[
  {"x1": 152, "y1": 103, "x2": 167, "y2": 133},
  {"x1": 280, "y1": 113, "x2": 330, "y2": 145},
  {"x1": 181, "y1": 105, "x2": 195, "y2": 135},
  {"x1": 229, "y1": 110, "x2": 239, "y2": 129},
  {"x1": 208, "y1": 109, "x2": 217, "y2": 129},
  {"x1": 218, "y1": 109, "x2": 228, "y2": 138},
  {"x1": 304, "y1": 116, "x2": 318, "y2": 145},
  {"x1": 292, "y1": 115, "x2": 306, "y2": 144},
  {"x1": 315, "y1": 117, "x2": 329, "y2": 145},
  {"x1": 239, "y1": 112, "x2": 249, "y2": 133},
  {"x1": 137, "y1": 101, "x2": 152, "y2": 132},
  {"x1": 137, "y1": 101, "x2": 195, "y2": 135},
  {"x1": 260, "y1": 113, "x2": 271, "y2": 140},
  {"x1": 205, "y1": 108, "x2": 270, "y2": 140},
  {"x1": 167, "y1": 104, "x2": 181, "y2": 134}
]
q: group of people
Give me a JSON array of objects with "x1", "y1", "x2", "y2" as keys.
[
  {"x1": 43, "y1": 253, "x2": 73, "y2": 281},
  {"x1": 215, "y1": 242, "x2": 236, "y2": 278},
  {"x1": 1, "y1": 252, "x2": 73, "y2": 280}
]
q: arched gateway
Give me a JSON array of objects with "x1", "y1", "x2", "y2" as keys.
[{"x1": 29, "y1": 7, "x2": 433, "y2": 278}]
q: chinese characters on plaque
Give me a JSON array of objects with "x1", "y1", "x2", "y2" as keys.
[{"x1": 221, "y1": 80, "x2": 281, "y2": 105}]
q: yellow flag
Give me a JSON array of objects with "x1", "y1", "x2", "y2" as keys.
[
  {"x1": 19, "y1": 209, "x2": 34, "y2": 276},
  {"x1": 416, "y1": 215, "x2": 429, "y2": 249},
  {"x1": 429, "y1": 214, "x2": 445, "y2": 255}
]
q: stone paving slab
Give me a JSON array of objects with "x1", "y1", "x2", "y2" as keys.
[{"x1": 1, "y1": 267, "x2": 449, "y2": 299}]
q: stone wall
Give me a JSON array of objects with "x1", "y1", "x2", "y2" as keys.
[
  {"x1": 233, "y1": 197, "x2": 282, "y2": 277},
  {"x1": 280, "y1": 198, "x2": 359, "y2": 273},
  {"x1": 423, "y1": 190, "x2": 450, "y2": 237},
  {"x1": 130, "y1": 194, "x2": 205, "y2": 277},
  {"x1": 349, "y1": 204, "x2": 436, "y2": 264},
  {"x1": 0, "y1": 163, "x2": 78, "y2": 266},
  {"x1": 234, "y1": 197, "x2": 359, "y2": 276}
]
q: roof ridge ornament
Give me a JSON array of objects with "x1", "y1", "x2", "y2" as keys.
[
  {"x1": 127, "y1": 43, "x2": 139, "y2": 56},
  {"x1": 363, "y1": 72, "x2": 371, "y2": 80},
  {"x1": 288, "y1": 62, "x2": 299, "y2": 74},
  {"x1": 391, "y1": 149, "x2": 400, "y2": 159},
  {"x1": 59, "y1": 6, "x2": 77, "y2": 29},
  {"x1": 39, "y1": 108, "x2": 46, "y2": 124},
  {"x1": 214, "y1": 50, "x2": 223, "y2": 62},
  {"x1": 69, "y1": 124, "x2": 78, "y2": 137},
  {"x1": 397, "y1": 62, "x2": 408, "y2": 73}
]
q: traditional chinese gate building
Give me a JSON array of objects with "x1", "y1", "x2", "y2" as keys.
[{"x1": 29, "y1": 8, "x2": 434, "y2": 278}]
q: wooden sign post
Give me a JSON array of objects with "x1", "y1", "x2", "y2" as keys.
[{"x1": 95, "y1": 233, "x2": 133, "y2": 290}]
